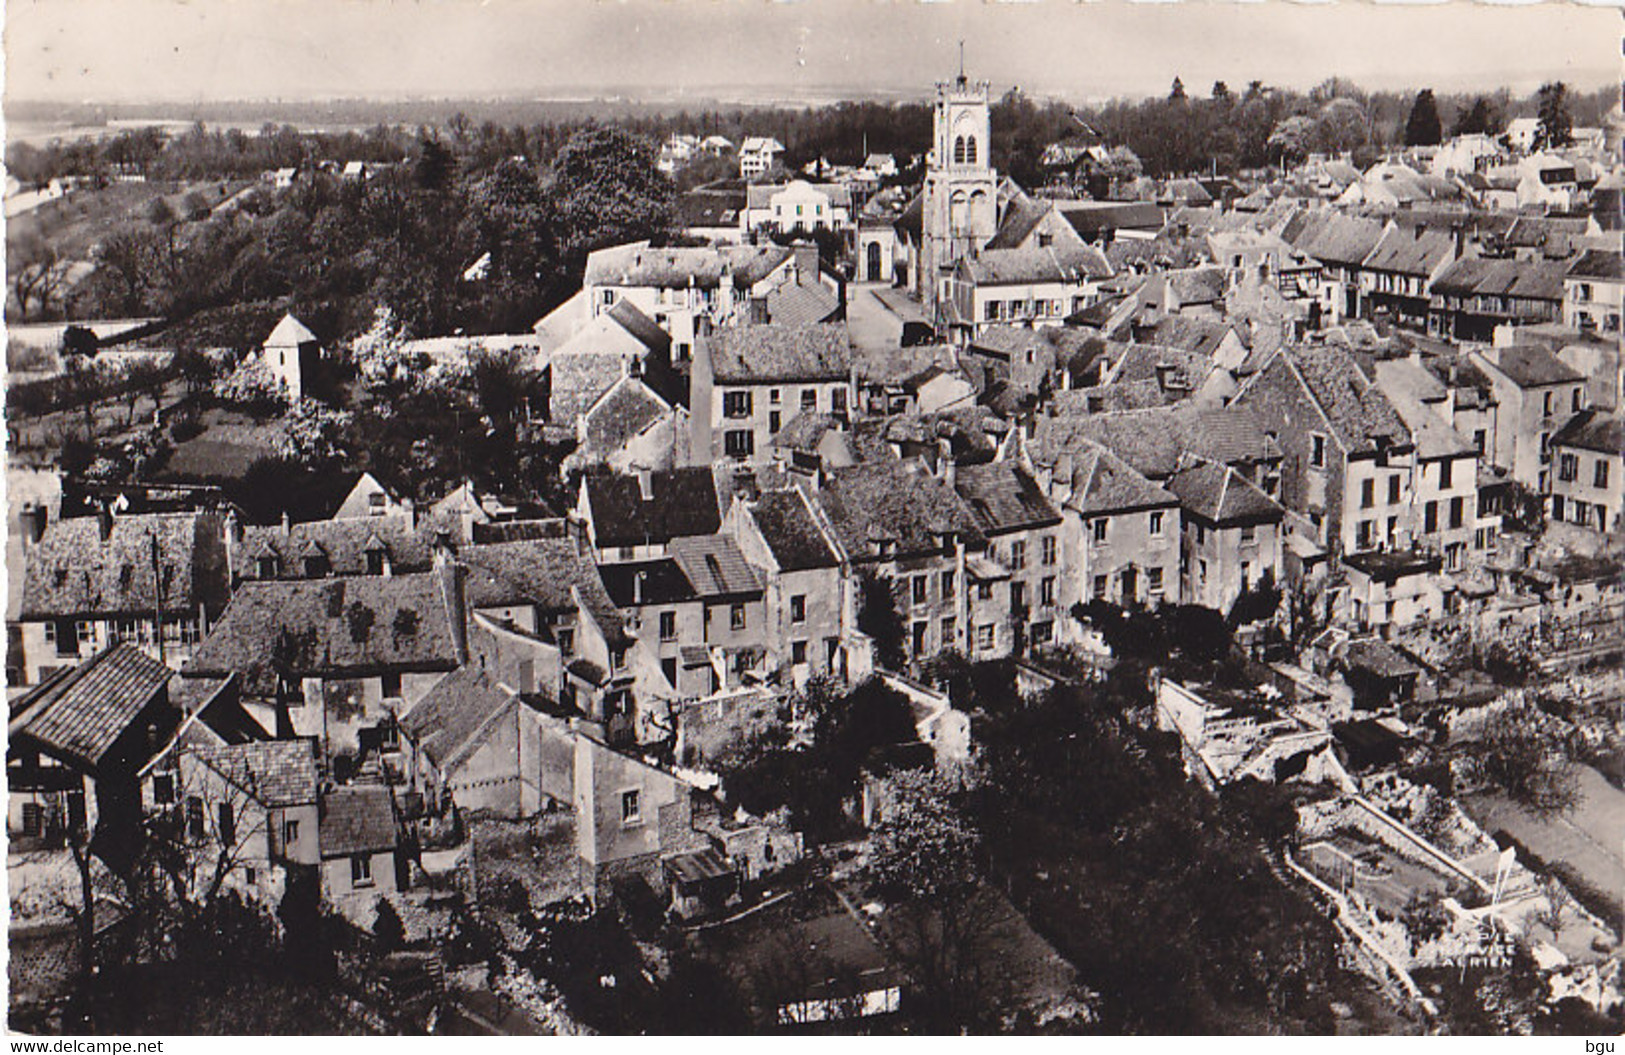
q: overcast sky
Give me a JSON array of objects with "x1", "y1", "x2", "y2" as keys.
[{"x1": 7, "y1": 0, "x2": 1620, "y2": 105}]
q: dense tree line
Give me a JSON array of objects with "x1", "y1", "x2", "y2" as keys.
[{"x1": 70, "y1": 125, "x2": 674, "y2": 341}]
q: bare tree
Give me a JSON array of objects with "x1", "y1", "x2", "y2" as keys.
[{"x1": 12, "y1": 234, "x2": 71, "y2": 322}]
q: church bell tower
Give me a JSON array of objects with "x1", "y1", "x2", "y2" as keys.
[{"x1": 919, "y1": 56, "x2": 998, "y2": 324}]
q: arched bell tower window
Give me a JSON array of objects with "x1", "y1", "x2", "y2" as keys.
[
  {"x1": 953, "y1": 136, "x2": 967, "y2": 165},
  {"x1": 964, "y1": 137, "x2": 978, "y2": 165}
]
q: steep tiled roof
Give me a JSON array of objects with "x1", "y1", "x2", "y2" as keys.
[
  {"x1": 985, "y1": 196, "x2": 1055, "y2": 250},
  {"x1": 10, "y1": 644, "x2": 173, "y2": 769},
  {"x1": 669, "y1": 534, "x2": 763, "y2": 598},
  {"x1": 1166, "y1": 266, "x2": 1227, "y2": 305},
  {"x1": 191, "y1": 738, "x2": 319, "y2": 807},
  {"x1": 549, "y1": 352, "x2": 629, "y2": 424},
  {"x1": 1487, "y1": 345, "x2": 1584, "y2": 388},
  {"x1": 765, "y1": 279, "x2": 841, "y2": 328},
  {"x1": 814, "y1": 462, "x2": 985, "y2": 560},
  {"x1": 1059, "y1": 202, "x2": 1165, "y2": 237},
  {"x1": 585, "y1": 467, "x2": 722, "y2": 549},
  {"x1": 400, "y1": 667, "x2": 514, "y2": 769},
  {"x1": 1063, "y1": 442, "x2": 1179, "y2": 516},
  {"x1": 1566, "y1": 248, "x2": 1624, "y2": 281},
  {"x1": 186, "y1": 571, "x2": 461, "y2": 695},
  {"x1": 239, "y1": 518, "x2": 435, "y2": 580},
  {"x1": 21, "y1": 511, "x2": 229, "y2": 621},
  {"x1": 599, "y1": 558, "x2": 695, "y2": 607},
  {"x1": 1142, "y1": 315, "x2": 1237, "y2": 359},
  {"x1": 748, "y1": 489, "x2": 841, "y2": 571},
  {"x1": 264, "y1": 314, "x2": 317, "y2": 348},
  {"x1": 1166, "y1": 460, "x2": 1283, "y2": 525},
  {"x1": 1282, "y1": 211, "x2": 1387, "y2": 268},
  {"x1": 1552, "y1": 410, "x2": 1624, "y2": 456},
  {"x1": 744, "y1": 182, "x2": 852, "y2": 210},
  {"x1": 770, "y1": 410, "x2": 841, "y2": 453},
  {"x1": 705, "y1": 323, "x2": 850, "y2": 384},
  {"x1": 963, "y1": 243, "x2": 1111, "y2": 285},
  {"x1": 584, "y1": 242, "x2": 792, "y2": 290},
  {"x1": 462, "y1": 537, "x2": 588, "y2": 612},
  {"x1": 1037, "y1": 404, "x2": 1280, "y2": 481},
  {"x1": 580, "y1": 376, "x2": 673, "y2": 460},
  {"x1": 1363, "y1": 225, "x2": 1454, "y2": 277},
  {"x1": 953, "y1": 461, "x2": 1061, "y2": 535},
  {"x1": 319, "y1": 787, "x2": 398, "y2": 857},
  {"x1": 1431, "y1": 257, "x2": 1567, "y2": 302},
  {"x1": 1372, "y1": 359, "x2": 1477, "y2": 460},
  {"x1": 1260, "y1": 345, "x2": 1411, "y2": 456},
  {"x1": 605, "y1": 299, "x2": 673, "y2": 355}
]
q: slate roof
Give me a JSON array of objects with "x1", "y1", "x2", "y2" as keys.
[
  {"x1": 1567, "y1": 248, "x2": 1624, "y2": 281},
  {"x1": 813, "y1": 462, "x2": 985, "y2": 560},
  {"x1": 1371, "y1": 359, "x2": 1477, "y2": 461},
  {"x1": 20, "y1": 511, "x2": 229, "y2": 621},
  {"x1": 1111, "y1": 342, "x2": 1219, "y2": 394},
  {"x1": 319, "y1": 787, "x2": 398, "y2": 857},
  {"x1": 1552, "y1": 410, "x2": 1625, "y2": 456},
  {"x1": 704, "y1": 323, "x2": 851, "y2": 383},
  {"x1": 669, "y1": 534, "x2": 763, "y2": 598},
  {"x1": 747, "y1": 488, "x2": 841, "y2": 571},
  {"x1": 399, "y1": 667, "x2": 514, "y2": 770},
  {"x1": 894, "y1": 194, "x2": 923, "y2": 239},
  {"x1": 9, "y1": 644, "x2": 173, "y2": 770},
  {"x1": 953, "y1": 461, "x2": 1062, "y2": 536},
  {"x1": 584, "y1": 467, "x2": 722, "y2": 549},
  {"x1": 1166, "y1": 460, "x2": 1283, "y2": 525},
  {"x1": 186, "y1": 571, "x2": 462, "y2": 696},
  {"x1": 584, "y1": 242, "x2": 793, "y2": 290},
  {"x1": 770, "y1": 410, "x2": 841, "y2": 452},
  {"x1": 191, "y1": 738, "x2": 320, "y2": 807},
  {"x1": 1363, "y1": 225, "x2": 1454, "y2": 277},
  {"x1": 1488, "y1": 345, "x2": 1584, "y2": 388},
  {"x1": 239, "y1": 519, "x2": 435, "y2": 580},
  {"x1": 963, "y1": 243, "x2": 1111, "y2": 285}
]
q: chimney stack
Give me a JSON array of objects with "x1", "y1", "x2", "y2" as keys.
[
  {"x1": 97, "y1": 501, "x2": 114, "y2": 542},
  {"x1": 21, "y1": 503, "x2": 48, "y2": 546},
  {"x1": 633, "y1": 569, "x2": 647, "y2": 605},
  {"x1": 636, "y1": 468, "x2": 654, "y2": 502}
]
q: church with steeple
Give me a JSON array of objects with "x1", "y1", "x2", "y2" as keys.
[{"x1": 917, "y1": 62, "x2": 999, "y2": 322}]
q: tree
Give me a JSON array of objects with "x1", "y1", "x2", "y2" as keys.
[
  {"x1": 1168, "y1": 77, "x2": 1187, "y2": 103},
  {"x1": 857, "y1": 571, "x2": 906, "y2": 671},
  {"x1": 1459, "y1": 696, "x2": 1580, "y2": 814},
  {"x1": 373, "y1": 897, "x2": 406, "y2": 953},
  {"x1": 1267, "y1": 115, "x2": 1318, "y2": 167},
  {"x1": 1404, "y1": 89, "x2": 1443, "y2": 146},
  {"x1": 1453, "y1": 96, "x2": 1501, "y2": 137},
  {"x1": 278, "y1": 398, "x2": 354, "y2": 465},
  {"x1": 11, "y1": 234, "x2": 71, "y2": 322},
  {"x1": 1316, "y1": 98, "x2": 1370, "y2": 156},
  {"x1": 550, "y1": 126, "x2": 676, "y2": 267},
  {"x1": 1535, "y1": 81, "x2": 1573, "y2": 150},
  {"x1": 868, "y1": 766, "x2": 1002, "y2": 1030},
  {"x1": 1211, "y1": 81, "x2": 1231, "y2": 103}
]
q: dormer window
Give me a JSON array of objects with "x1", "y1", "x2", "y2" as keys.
[
  {"x1": 365, "y1": 549, "x2": 386, "y2": 575},
  {"x1": 304, "y1": 554, "x2": 330, "y2": 578},
  {"x1": 257, "y1": 556, "x2": 278, "y2": 578}
]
